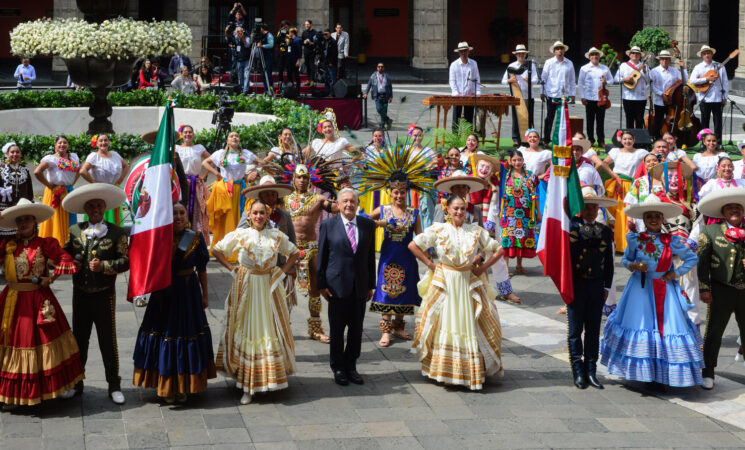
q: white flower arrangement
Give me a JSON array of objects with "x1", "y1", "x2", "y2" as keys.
[{"x1": 10, "y1": 17, "x2": 192, "y2": 60}]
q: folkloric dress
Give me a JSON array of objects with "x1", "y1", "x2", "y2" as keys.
[
  {"x1": 604, "y1": 147, "x2": 649, "y2": 252},
  {"x1": 133, "y1": 229, "x2": 216, "y2": 397},
  {"x1": 84, "y1": 151, "x2": 125, "y2": 225},
  {"x1": 0, "y1": 236, "x2": 81, "y2": 405},
  {"x1": 38, "y1": 153, "x2": 79, "y2": 246},
  {"x1": 600, "y1": 232, "x2": 703, "y2": 387},
  {"x1": 214, "y1": 227, "x2": 297, "y2": 396},
  {"x1": 370, "y1": 206, "x2": 421, "y2": 315},
  {"x1": 499, "y1": 169, "x2": 538, "y2": 258},
  {"x1": 0, "y1": 163, "x2": 33, "y2": 237},
  {"x1": 176, "y1": 144, "x2": 210, "y2": 245},
  {"x1": 413, "y1": 222, "x2": 503, "y2": 390}
]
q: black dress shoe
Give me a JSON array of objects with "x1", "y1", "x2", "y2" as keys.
[
  {"x1": 347, "y1": 370, "x2": 364, "y2": 385},
  {"x1": 587, "y1": 373, "x2": 604, "y2": 389},
  {"x1": 574, "y1": 374, "x2": 588, "y2": 389},
  {"x1": 333, "y1": 370, "x2": 349, "y2": 386}
]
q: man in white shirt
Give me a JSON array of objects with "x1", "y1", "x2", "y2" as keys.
[
  {"x1": 649, "y1": 50, "x2": 686, "y2": 140},
  {"x1": 615, "y1": 46, "x2": 650, "y2": 129},
  {"x1": 331, "y1": 23, "x2": 350, "y2": 80},
  {"x1": 449, "y1": 41, "x2": 481, "y2": 130},
  {"x1": 14, "y1": 58, "x2": 36, "y2": 89},
  {"x1": 541, "y1": 41, "x2": 576, "y2": 146},
  {"x1": 578, "y1": 47, "x2": 614, "y2": 147},
  {"x1": 501, "y1": 44, "x2": 539, "y2": 146},
  {"x1": 690, "y1": 45, "x2": 728, "y2": 144}
]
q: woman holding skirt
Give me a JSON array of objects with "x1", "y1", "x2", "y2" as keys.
[
  {"x1": 34, "y1": 135, "x2": 80, "y2": 245},
  {"x1": 79, "y1": 134, "x2": 130, "y2": 225},
  {"x1": 213, "y1": 200, "x2": 299, "y2": 404},
  {"x1": 133, "y1": 203, "x2": 216, "y2": 403},
  {"x1": 408, "y1": 195, "x2": 505, "y2": 390}
]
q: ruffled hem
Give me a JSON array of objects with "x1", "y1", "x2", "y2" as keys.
[
  {"x1": 133, "y1": 325, "x2": 215, "y2": 382},
  {"x1": 132, "y1": 362, "x2": 217, "y2": 397},
  {"x1": 215, "y1": 344, "x2": 293, "y2": 395},
  {"x1": 503, "y1": 248, "x2": 536, "y2": 258},
  {"x1": 53, "y1": 260, "x2": 77, "y2": 275},
  {"x1": 600, "y1": 352, "x2": 703, "y2": 387},
  {"x1": 601, "y1": 320, "x2": 703, "y2": 364}
]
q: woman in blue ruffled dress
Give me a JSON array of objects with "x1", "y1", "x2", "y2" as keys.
[{"x1": 600, "y1": 195, "x2": 703, "y2": 390}]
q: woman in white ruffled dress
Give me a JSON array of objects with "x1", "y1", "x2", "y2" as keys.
[{"x1": 80, "y1": 133, "x2": 130, "y2": 225}]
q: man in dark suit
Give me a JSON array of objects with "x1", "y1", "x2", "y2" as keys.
[{"x1": 317, "y1": 188, "x2": 376, "y2": 385}]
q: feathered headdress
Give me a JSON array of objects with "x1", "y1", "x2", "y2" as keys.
[{"x1": 358, "y1": 142, "x2": 436, "y2": 199}]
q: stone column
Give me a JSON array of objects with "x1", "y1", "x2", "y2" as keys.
[
  {"x1": 297, "y1": 0, "x2": 329, "y2": 30},
  {"x1": 178, "y1": 0, "x2": 209, "y2": 59},
  {"x1": 52, "y1": 0, "x2": 84, "y2": 71},
  {"x1": 411, "y1": 0, "x2": 448, "y2": 70},
  {"x1": 643, "y1": 0, "x2": 708, "y2": 59},
  {"x1": 736, "y1": 5, "x2": 745, "y2": 80},
  {"x1": 528, "y1": 0, "x2": 563, "y2": 62}
]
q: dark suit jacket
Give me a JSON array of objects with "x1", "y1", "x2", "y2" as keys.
[
  {"x1": 64, "y1": 221, "x2": 130, "y2": 291},
  {"x1": 317, "y1": 214, "x2": 376, "y2": 300},
  {"x1": 698, "y1": 222, "x2": 745, "y2": 292},
  {"x1": 168, "y1": 55, "x2": 192, "y2": 75}
]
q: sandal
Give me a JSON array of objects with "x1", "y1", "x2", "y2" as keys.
[
  {"x1": 504, "y1": 293, "x2": 522, "y2": 304},
  {"x1": 515, "y1": 266, "x2": 528, "y2": 275},
  {"x1": 307, "y1": 317, "x2": 330, "y2": 343},
  {"x1": 391, "y1": 319, "x2": 411, "y2": 340},
  {"x1": 557, "y1": 306, "x2": 567, "y2": 315},
  {"x1": 379, "y1": 320, "x2": 392, "y2": 347}
]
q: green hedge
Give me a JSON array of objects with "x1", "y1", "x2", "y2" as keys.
[{"x1": 0, "y1": 90, "x2": 323, "y2": 163}]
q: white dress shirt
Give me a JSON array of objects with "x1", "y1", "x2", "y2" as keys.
[
  {"x1": 689, "y1": 61, "x2": 729, "y2": 103},
  {"x1": 340, "y1": 214, "x2": 358, "y2": 251},
  {"x1": 449, "y1": 58, "x2": 481, "y2": 96},
  {"x1": 541, "y1": 56, "x2": 576, "y2": 98},
  {"x1": 14, "y1": 64, "x2": 36, "y2": 85},
  {"x1": 577, "y1": 161, "x2": 605, "y2": 196},
  {"x1": 615, "y1": 61, "x2": 650, "y2": 101},
  {"x1": 578, "y1": 62, "x2": 614, "y2": 101},
  {"x1": 649, "y1": 65, "x2": 686, "y2": 106},
  {"x1": 500, "y1": 60, "x2": 539, "y2": 99}
]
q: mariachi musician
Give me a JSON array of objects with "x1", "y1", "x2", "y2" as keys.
[
  {"x1": 615, "y1": 46, "x2": 650, "y2": 129},
  {"x1": 578, "y1": 47, "x2": 614, "y2": 147},
  {"x1": 649, "y1": 50, "x2": 687, "y2": 140},
  {"x1": 690, "y1": 45, "x2": 729, "y2": 145},
  {"x1": 501, "y1": 44, "x2": 539, "y2": 147}
]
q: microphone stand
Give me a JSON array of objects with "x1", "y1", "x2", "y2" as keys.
[
  {"x1": 618, "y1": 69, "x2": 623, "y2": 129},
  {"x1": 526, "y1": 59, "x2": 534, "y2": 128}
]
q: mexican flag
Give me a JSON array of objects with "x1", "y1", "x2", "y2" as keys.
[
  {"x1": 536, "y1": 98, "x2": 584, "y2": 304},
  {"x1": 127, "y1": 101, "x2": 175, "y2": 300}
]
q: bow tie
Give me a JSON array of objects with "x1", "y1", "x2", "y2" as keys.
[
  {"x1": 83, "y1": 222, "x2": 108, "y2": 239},
  {"x1": 725, "y1": 227, "x2": 745, "y2": 243}
]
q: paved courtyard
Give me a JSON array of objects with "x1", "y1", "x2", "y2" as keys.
[{"x1": 2, "y1": 253, "x2": 745, "y2": 449}]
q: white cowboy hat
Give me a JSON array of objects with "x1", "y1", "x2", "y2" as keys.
[
  {"x1": 434, "y1": 170, "x2": 487, "y2": 193},
  {"x1": 2, "y1": 142, "x2": 17, "y2": 156},
  {"x1": 62, "y1": 183, "x2": 127, "y2": 215},
  {"x1": 626, "y1": 46, "x2": 642, "y2": 56},
  {"x1": 572, "y1": 138, "x2": 592, "y2": 154},
  {"x1": 656, "y1": 50, "x2": 673, "y2": 60},
  {"x1": 512, "y1": 44, "x2": 529, "y2": 54},
  {"x1": 584, "y1": 47, "x2": 604, "y2": 59},
  {"x1": 737, "y1": 141, "x2": 745, "y2": 152},
  {"x1": 581, "y1": 186, "x2": 617, "y2": 207},
  {"x1": 624, "y1": 194, "x2": 683, "y2": 220},
  {"x1": 696, "y1": 187, "x2": 745, "y2": 219},
  {"x1": 242, "y1": 175, "x2": 294, "y2": 199},
  {"x1": 0, "y1": 198, "x2": 54, "y2": 229},
  {"x1": 550, "y1": 41, "x2": 569, "y2": 53},
  {"x1": 453, "y1": 42, "x2": 473, "y2": 53},
  {"x1": 696, "y1": 45, "x2": 716, "y2": 57}
]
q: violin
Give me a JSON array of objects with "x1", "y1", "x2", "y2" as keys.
[{"x1": 597, "y1": 55, "x2": 615, "y2": 109}]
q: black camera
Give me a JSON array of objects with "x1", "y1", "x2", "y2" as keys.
[
  {"x1": 251, "y1": 18, "x2": 267, "y2": 43},
  {"x1": 212, "y1": 95, "x2": 238, "y2": 126}
]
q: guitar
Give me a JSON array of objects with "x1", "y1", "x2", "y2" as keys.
[
  {"x1": 622, "y1": 53, "x2": 650, "y2": 90},
  {"x1": 597, "y1": 55, "x2": 616, "y2": 109},
  {"x1": 694, "y1": 49, "x2": 740, "y2": 93}
]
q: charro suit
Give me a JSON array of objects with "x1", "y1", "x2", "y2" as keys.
[
  {"x1": 697, "y1": 222, "x2": 745, "y2": 378},
  {"x1": 64, "y1": 221, "x2": 129, "y2": 393}
]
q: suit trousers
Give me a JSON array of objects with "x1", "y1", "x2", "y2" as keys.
[
  {"x1": 567, "y1": 278, "x2": 605, "y2": 372},
  {"x1": 543, "y1": 100, "x2": 559, "y2": 143},
  {"x1": 303, "y1": 50, "x2": 315, "y2": 84},
  {"x1": 700, "y1": 102, "x2": 724, "y2": 143},
  {"x1": 585, "y1": 100, "x2": 606, "y2": 145},
  {"x1": 328, "y1": 297, "x2": 367, "y2": 372},
  {"x1": 622, "y1": 99, "x2": 647, "y2": 129},
  {"x1": 73, "y1": 286, "x2": 121, "y2": 392},
  {"x1": 702, "y1": 280, "x2": 745, "y2": 377},
  {"x1": 276, "y1": 52, "x2": 291, "y2": 84},
  {"x1": 452, "y1": 106, "x2": 475, "y2": 130}
]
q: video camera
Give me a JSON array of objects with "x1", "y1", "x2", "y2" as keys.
[
  {"x1": 212, "y1": 95, "x2": 238, "y2": 127},
  {"x1": 251, "y1": 18, "x2": 268, "y2": 44}
]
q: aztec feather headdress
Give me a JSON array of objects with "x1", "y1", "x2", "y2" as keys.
[{"x1": 358, "y1": 142, "x2": 436, "y2": 199}]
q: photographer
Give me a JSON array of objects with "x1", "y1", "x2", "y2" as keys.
[
  {"x1": 253, "y1": 22, "x2": 274, "y2": 93},
  {"x1": 287, "y1": 28, "x2": 302, "y2": 90},
  {"x1": 230, "y1": 27, "x2": 251, "y2": 94},
  {"x1": 224, "y1": 3, "x2": 247, "y2": 38},
  {"x1": 321, "y1": 29, "x2": 338, "y2": 96},
  {"x1": 301, "y1": 20, "x2": 316, "y2": 87},
  {"x1": 276, "y1": 20, "x2": 291, "y2": 86}
]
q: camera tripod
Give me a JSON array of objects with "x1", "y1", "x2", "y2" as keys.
[{"x1": 247, "y1": 41, "x2": 275, "y2": 96}]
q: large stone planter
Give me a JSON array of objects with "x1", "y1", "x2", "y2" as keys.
[{"x1": 63, "y1": 57, "x2": 139, "y2": 135}]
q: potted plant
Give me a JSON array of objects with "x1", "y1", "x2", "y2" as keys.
[
  {"x1": 599, "y1": 44, "x2": 620, "y2": 71},
  {"x1": 629, "y1": 27, "x2": 672, "y2": 67}
]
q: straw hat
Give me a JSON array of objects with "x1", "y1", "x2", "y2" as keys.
[
  {"x1": 624, "y1": 194, "x2": 683, "y2": 220},
  {"x1": 453, "y1": 42, "x2": 473, "y2": 53},
  {"x1": 656, "y1": 50, "x2": 673, "y2": 60},
  {"x1": 434, "y1": 170, "x2": 487, "y2": 193},
  {"x1": 0, "y1": 198, "x2": 54, "y2": 229},
  {"x1": 584, "y1": 47, "x2": 603, "y2": 59},
  {"x1": 62, "y1": 184, "x2": 127, "y2": 215},
  {"x1": 471, "y1": 153, "x2": 501, "y2": 173},
  {"x1": 242, "y1": 175, "x2": 294, "y2": 199},
  {"x1": 581, "y1": 186, "x2": 616, "y2": 207},
  {"x1": 550, "y1": 41, "x2": 569, "y2": 52},
  {"x1": 140, "y1": 129, "x2": 178, "y2": 145},
  {"x1": 626, "y1": 46, "x2": 642, "y2": 56},
  {"x1": 572, "y1": 138, "x2": 591, "y2": 153},
  {"x1": 696, "y1": 187, "x2": 745, "y2": 219},
  {"x1": 649, "y1": 161, "x2": 694, "y2": 180},
  {"x1": 696, "y1": 45, "x2": 716, "y2": 57},
  {"x1": 512, "y1": 44, "x2": 529, "y2": 55}
]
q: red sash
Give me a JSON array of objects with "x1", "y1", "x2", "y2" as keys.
[{"x1": 648, "y1": 233, "x2": 673, "y2": 337}]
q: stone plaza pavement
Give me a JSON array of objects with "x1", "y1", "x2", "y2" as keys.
[{"x1": 2, "y1": 253, "x2": 745, "y2": 450}]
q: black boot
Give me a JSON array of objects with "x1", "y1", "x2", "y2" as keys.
[
  {"x1": 585, "y1": 361, "x2": 604, "y2": 389},
  {"x1": 572, "y1": 362, "x2": 588, "y2": 389}
]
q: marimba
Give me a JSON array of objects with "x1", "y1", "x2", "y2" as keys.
[{"x1": 423, "y1": 94, "x2": 520, "y2": 149}]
